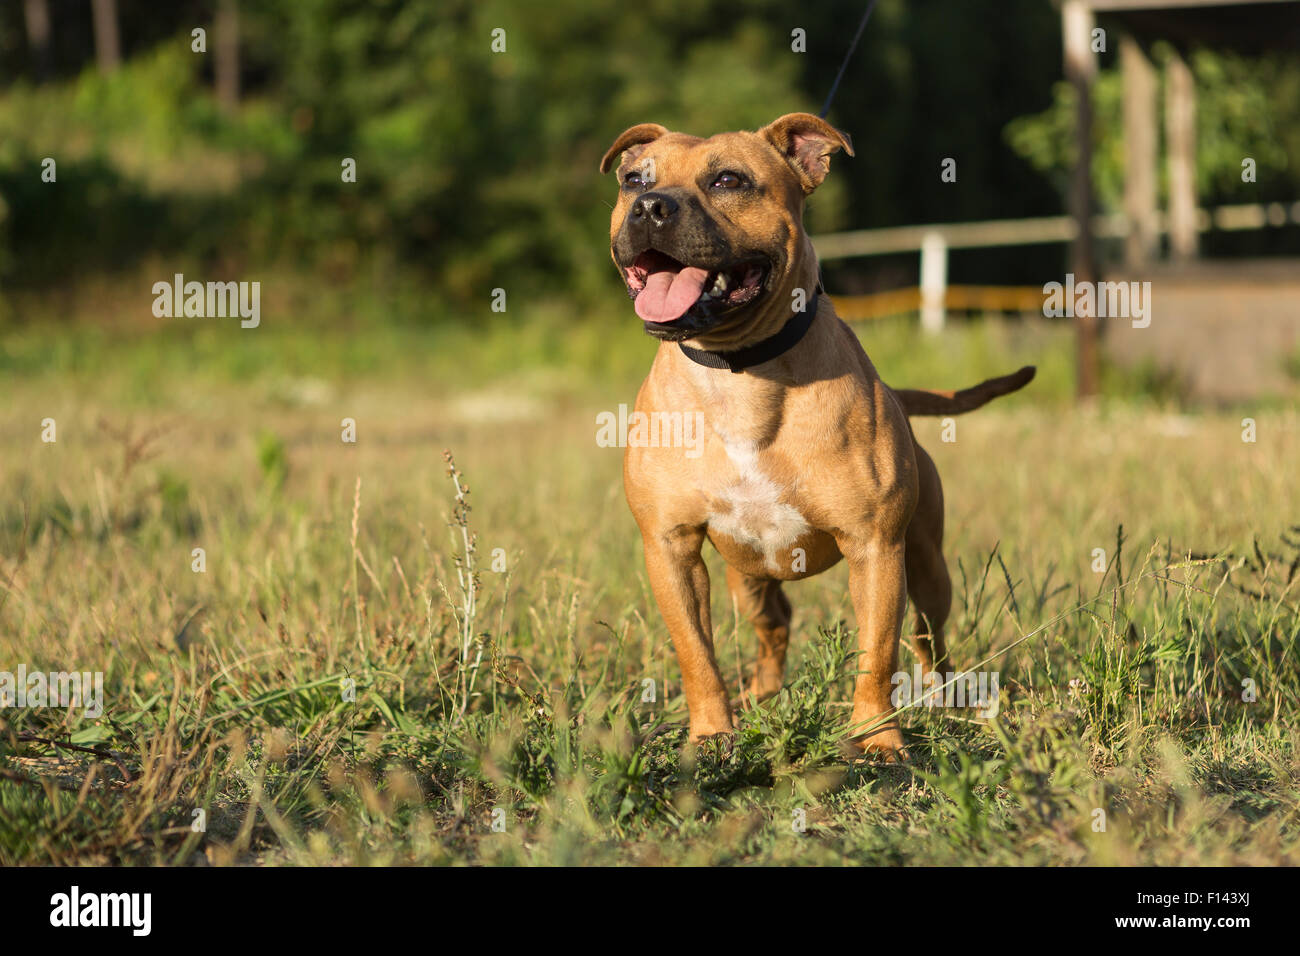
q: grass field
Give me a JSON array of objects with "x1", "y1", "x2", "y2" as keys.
[{"x1": 2, "y1": 290, "x2": 1298, "y2": 865}]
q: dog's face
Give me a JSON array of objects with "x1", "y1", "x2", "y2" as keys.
[{"x1": 601, "y1": 113, "x2": 853, "y2": 343}]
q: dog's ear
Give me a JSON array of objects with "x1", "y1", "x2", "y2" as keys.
[
  {"x1": 758, "y1": 113, "x2": 854, "y2": 194},
  {"x1": 600, "y1": 123, "x2": 669, "y2": 174}
]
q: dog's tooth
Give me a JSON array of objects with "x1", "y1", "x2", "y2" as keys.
[{"x1": 713, "y1": 274, "x2": 729, "y2": 294}]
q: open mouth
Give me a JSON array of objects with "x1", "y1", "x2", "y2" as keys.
[{"x1": 623, "y1": 250, "x2": 770, "y2": 327}]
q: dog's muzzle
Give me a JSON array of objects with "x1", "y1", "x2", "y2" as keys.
[{"x1": 613, "y1": 190, "x2": 775, "y2": 339}]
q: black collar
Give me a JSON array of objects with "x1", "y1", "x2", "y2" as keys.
[{"x1": 678, "y1": 286, "x2": 821, "y2": 373}]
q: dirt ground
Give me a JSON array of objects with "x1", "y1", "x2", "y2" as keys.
[{"x1": 1104, "y1": 259, "x2": 1300, "y2": 403}]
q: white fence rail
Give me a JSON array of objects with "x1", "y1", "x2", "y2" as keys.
[{"x1": 811, "y1": 202, "x2": 1300, "y2": 331}]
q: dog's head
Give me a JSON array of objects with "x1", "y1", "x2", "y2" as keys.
[{"x1": 601, "y1": 113, "x2": 852, "y2": 344}]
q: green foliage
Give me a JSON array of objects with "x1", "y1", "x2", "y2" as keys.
[
  {"x1": 0, "y1": 0, "x2": 814, "y2": 303},
  {"x1": 155, "y1": 469, "x2": 197, "y2": 536},
  {"x1": 257, "y1": 430, "x2": 288, "y2": 491}
]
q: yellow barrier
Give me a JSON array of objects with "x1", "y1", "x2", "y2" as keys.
[{"x1": 831, "y1": 285, "x2": 1043, "y2": 322}]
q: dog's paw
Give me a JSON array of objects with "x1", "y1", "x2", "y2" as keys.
[
  {"x1": 688, "y1": 729, "x2": 737, "y2": 758},
  {"x1": 841, "y1": 734, "x2": 910, "y2": 764},
  {"x1": 862, "y1": 742, "x2": 911, "y2": 764}
]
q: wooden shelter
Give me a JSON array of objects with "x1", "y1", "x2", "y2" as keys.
[{"x1": 1059, "y1": 0, "x2": 1300, "y2": 397}]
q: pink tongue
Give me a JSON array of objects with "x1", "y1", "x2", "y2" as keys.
[{"x1": 635, "y1": 267, "x2": 710, "y2": 323}]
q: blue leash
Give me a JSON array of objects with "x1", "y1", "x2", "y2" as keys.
[{"x1": 818, "y1": 0, "x2": 880, "y2": 118}]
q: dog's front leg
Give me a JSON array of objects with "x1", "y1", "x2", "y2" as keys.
[
  {"x1": 843, "y1": 535, "x2": 909, "y2": 759},
  {"x1": 640, "y1": 524, "x2": 734, "y2": 741}
]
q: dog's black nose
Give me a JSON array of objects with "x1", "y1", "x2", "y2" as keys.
[{"x1": 631, "y1": 192, "x2": 679, "y2": 228}]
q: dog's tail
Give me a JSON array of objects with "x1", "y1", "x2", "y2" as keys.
[{"x1": 893, "y1": 366, "x2": 1036, "y2": 417}]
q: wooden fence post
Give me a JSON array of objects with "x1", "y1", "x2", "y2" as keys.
[
  {"x1": 1063, "y1": 0, "x2": 1100, "y2": 400},
  {"x1": 1122, "y1": 34, "x2": 1158, "y2": 267},
  {"x1": 1166, "y1": 48, "x2": 1199, "y2": 261}
]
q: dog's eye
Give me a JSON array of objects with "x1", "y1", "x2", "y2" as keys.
[
  {"x1": 711, "y1": 171, "x2": 746, "y2": 189},
  {"x1": 623, "y1": 171, "x2": 646, "y2": 188}
]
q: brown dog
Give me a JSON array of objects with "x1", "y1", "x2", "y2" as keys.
[{"x1": 601, "y1": 113, "x2": 1033, "y2": 757}]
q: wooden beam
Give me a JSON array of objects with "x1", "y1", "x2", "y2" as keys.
[
  {"x1": 1086, "y1": 0, "x2": 1296, "y2": 10},
  {"x1": 814, "y1": 217, "x2": 1075, "y2": 258},
  {"x1": 215, "y1": 0, "x2": 241, "y2": 111},
  {"x1": 90, "y1": 0, "x2": 121, "y2": 74},
  {"x1": 22, "y1": 0, "x2": 51, "y2": 81},
  {"x1": 1063, "y1": 0, "x2": 1101, "y2": 399},
  {"x1": 833, "y1": 286, "x2": 1050, "y2": 323},
  {"x1": 810, "y1": 202, "x2": 1296, "y2": 260},
  {"x1": 1166, "y1": 48, "x2": 1199, "y2": 260},
  {"x1": 1122, "y1": 35, "x2": 1159, "y2": 266}
]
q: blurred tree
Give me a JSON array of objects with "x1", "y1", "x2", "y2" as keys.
[
  {"x1": 215, "y1": 0, "x2": 239, "y2": 111},
  {"x1": 90, "y1": 0, "x2": 120, "y2": 74},
  {"x1": 23, "y1": 0, "x2": 52, "y2": 82},
  {"x1": 236, "y1": 0, "x2": 815, "y2": 302}
]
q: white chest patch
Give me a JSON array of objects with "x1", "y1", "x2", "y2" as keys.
[{"x1": 707, "y1": 439, "x2": 810, "y2": 573}]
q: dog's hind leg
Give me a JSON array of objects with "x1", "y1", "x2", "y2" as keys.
[
  {"x1": 725, "y1": 564, "x2": 792, "y2": 707},
  {"x1": 905, "y1": 443, "x2": 953, "y2": 674}
]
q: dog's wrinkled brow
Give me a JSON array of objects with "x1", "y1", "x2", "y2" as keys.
[{"x1": 701, "y1": 153, "x2": 753, "y2": 179}]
